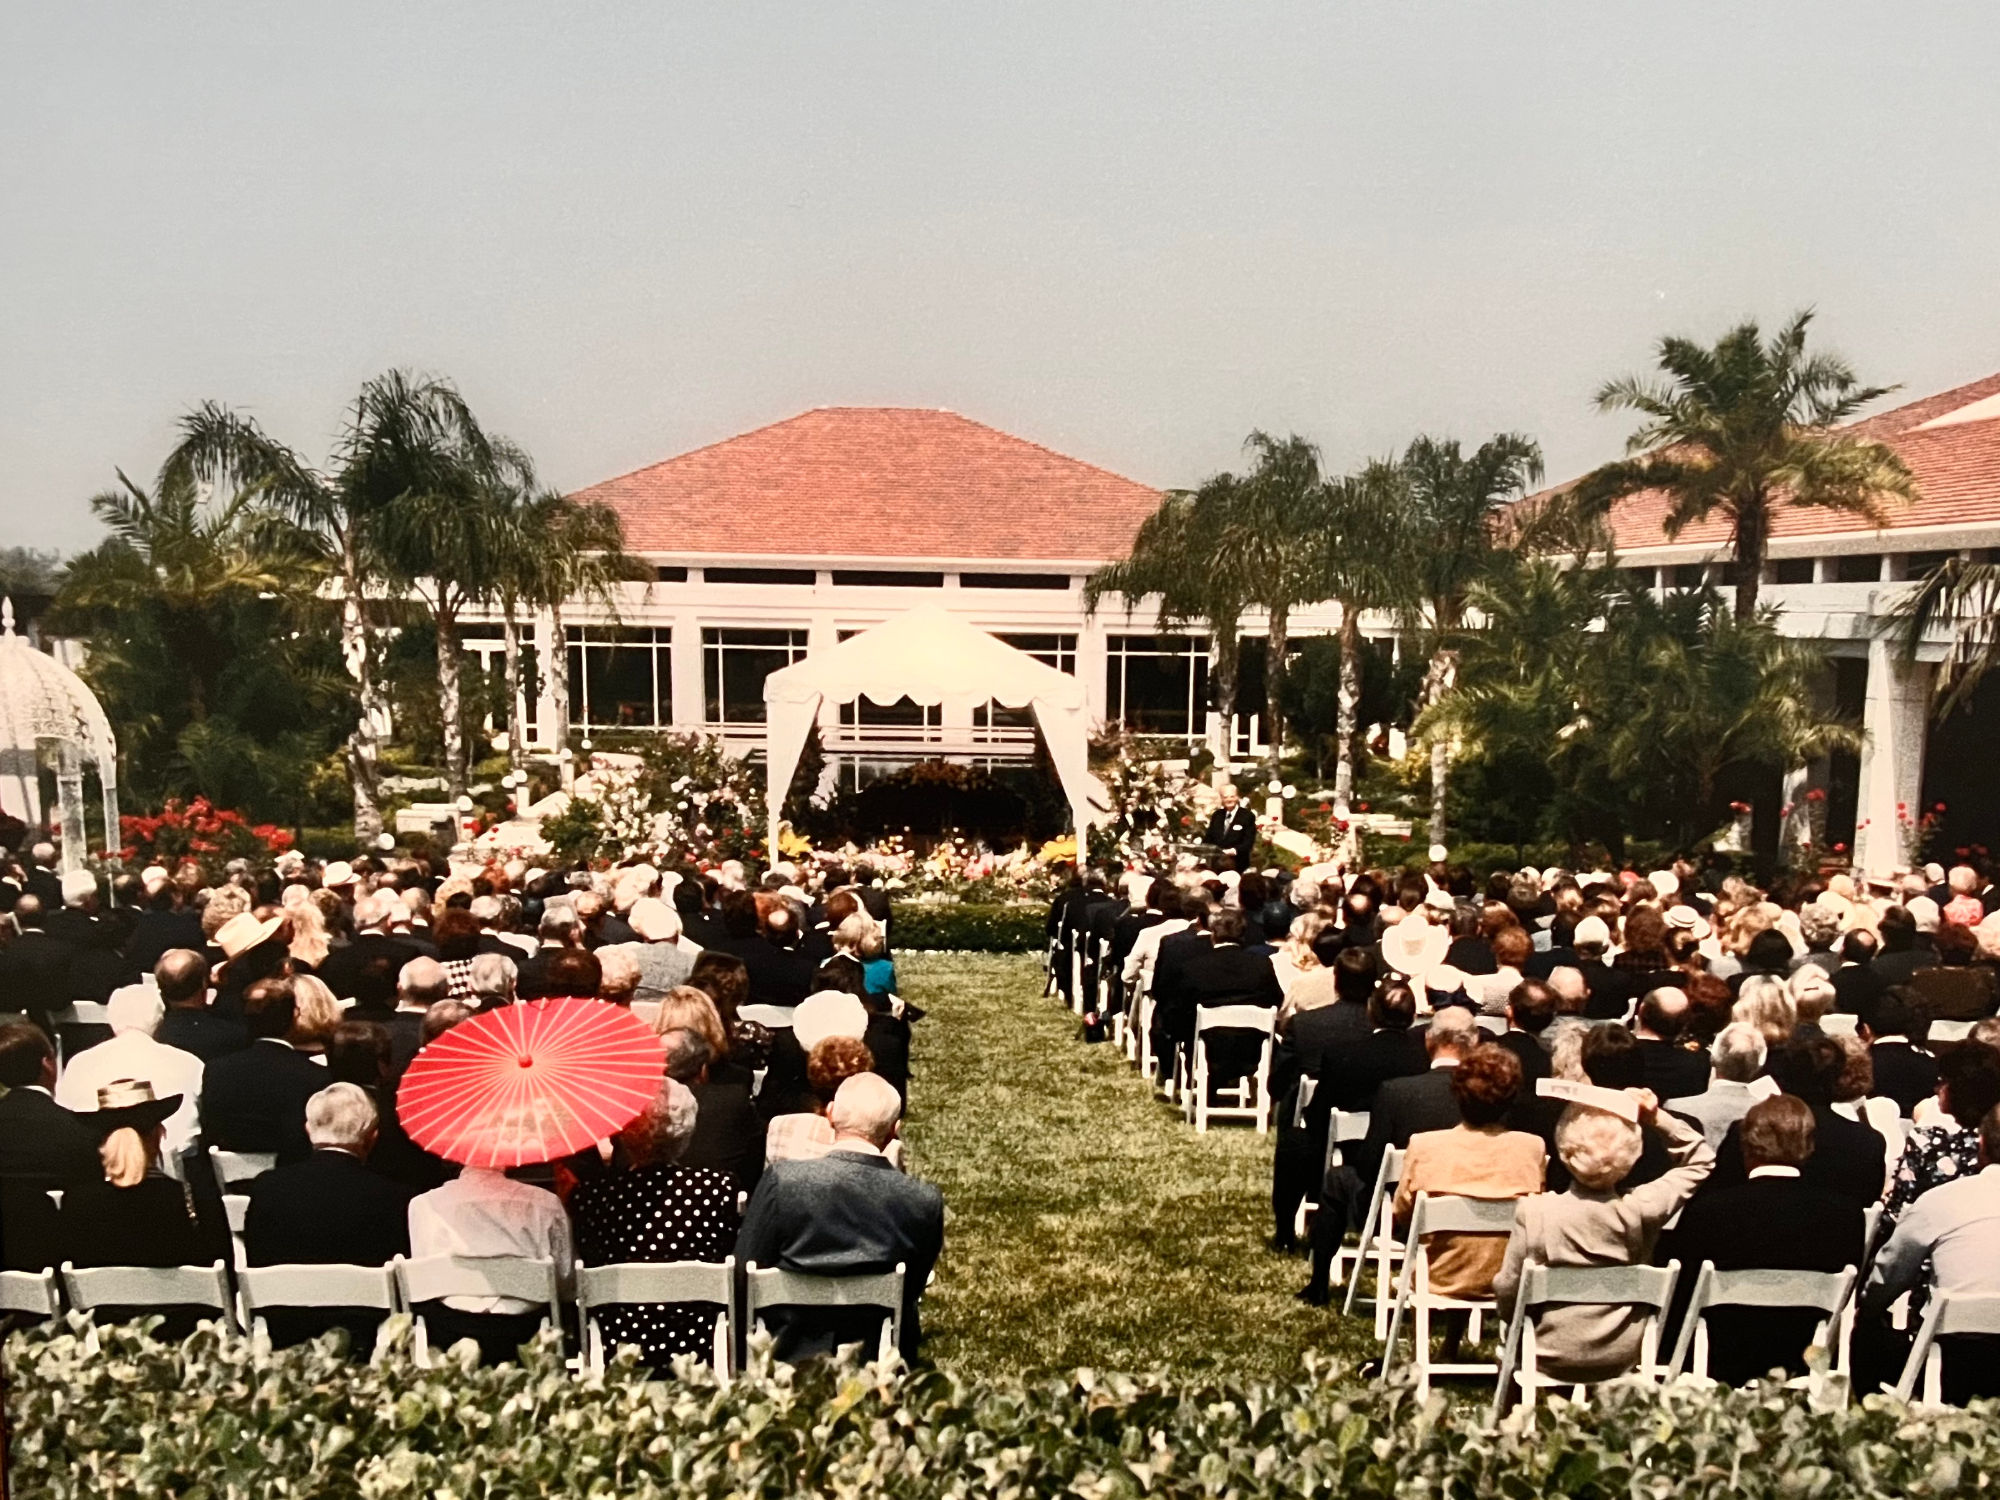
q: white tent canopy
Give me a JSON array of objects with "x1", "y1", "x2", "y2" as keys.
[{"x1": 762, "y1": 607, "x2": 1097, "y2": 858}]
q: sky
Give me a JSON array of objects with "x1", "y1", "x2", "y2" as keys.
[{"x1": 4, "y1": 2, "x2": 1999, "y2": 553}]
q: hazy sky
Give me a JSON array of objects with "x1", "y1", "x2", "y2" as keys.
[{"x1": 5, "y1": 3, "x2": 1999, "y2": 553}]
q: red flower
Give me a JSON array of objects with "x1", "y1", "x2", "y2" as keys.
[
  {"x1": 1834, "y1": 842, "x2": 1848, "y2": 853},
  {"x1": 1935, "y1": 801, "x2": 1948, "y2": 813},
  {"x1": 1805, "y1": 788, "x2": 1826, "y2": 804}
]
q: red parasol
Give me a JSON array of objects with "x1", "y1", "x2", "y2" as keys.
[{"x1": 396, "y1": 997, "x2": 667, "y2": 1169}]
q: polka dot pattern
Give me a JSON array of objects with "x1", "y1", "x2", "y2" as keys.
[{"x1": 571, "y1": 1164, "x2": 740, "y2": 1364}]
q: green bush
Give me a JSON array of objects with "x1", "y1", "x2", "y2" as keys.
[
  {"x1": 6, "y1": 1317, "x2": 1994, "y2": 1500},
  {"x1": 891, "y1": 900, "x2": 1045, "y2": 951}
]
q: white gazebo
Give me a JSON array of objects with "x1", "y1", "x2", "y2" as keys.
[
  {"x1": 0, "y1": 601, "x2": 119, "y2": 872},
  {"x1": 762, "y1": 607, "x2": 1098, "y2": 857}
]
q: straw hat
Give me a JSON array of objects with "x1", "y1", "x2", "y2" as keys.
[
  {"x1": 214, "y1": 910, "x2": 285, "y2": 960},
  {"x1": 89, "y1": 1079, "x2": 182, "y2": 1135},
  {"x1": 320, "y1": 860, "x2": 357, "y2": 890}
]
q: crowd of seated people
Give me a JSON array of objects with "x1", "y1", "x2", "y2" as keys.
[
  {"x1": 1053, "y1": 841, "x2": 2000, "y2": 1397},
  {"x1": 0, "y1": 851, "x2": 942, "y2": 1368}
]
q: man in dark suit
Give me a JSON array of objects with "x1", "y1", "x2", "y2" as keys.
[
  {"x1": 200, "y1": 978, "x2": 330, "y2": 1161},
  {"x1": 23, "y1": 844, "x2": 62, "y2": 911},
  {"x1": 243, "y1": 1080, "x2": 414, "y2": 1348},
  {"x1": 1146, "y1": 913, "x2": 1213, "y2": 1082},
  {"x1": 736, "y1": 1074, "x2": 943, "y2": 1360},
  {"x1": 711, "y1": 891, "x2": 814, "y2": 1006},
  {"x1": 0, "y1": 1019, "x2": 102, "y2": 1269},
  {"x1": 123, "y1": 881, "x2": 205, "y2": 980},
  {"x1": 1157, "y1": 909, "x2": 1282, "y2": 1089},
  {"x1": 1634, "y1": 986, "x2": 1712, "y2": 1101},
  {"x1": 1872, "y1": 905, "x2": 1938, "y2": 988},
  {"x1": 1107, "y1": 877, "x2": 1170, "y2": 1028},
  {"x1": 316, "y1": 892, "x2": 432, "y2": 1000},
  {"x1": 1202, "y1": 785, "x2": 1258, "y2": 872},
  {"x1": 1862, "y1": 991, "x2": 1941, "y2": 1117},
  {"x1": 663, "y1": 1028, "x2": 763, "y2": 1192},
  {"x1": 675, "y1": 878, "x2": 727, "y2": 951},
  {"x1": 1658, "y1": 1095, "x2": 1866, "y2": 1385},
  {"x1": 150, "y1": 947, "x2": 247, "y2": 1063},
  {"x1": 46, "y1": 871, "x2": 123, "y2": 1004},
  {"x1": 1707, "y1": 1033, "x2": 1886, "y2": 1208},
  {"x1": 0, "y1": 895, "x2": 75, "y2": 1031},
  {"x1": 1831, "y1": 930, "x2": 1887, "y2": 1017},
  {"x1": 1493, "y1": 978, "x2": 1555, "y2": 1087}
]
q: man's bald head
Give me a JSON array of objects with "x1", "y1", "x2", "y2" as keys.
[
  {"x1": 1637, "y1": 986, "x2": 1690, "y2": 1042},
  {"x1": 398, "y1": 956, "x2": 450, "y2": 1007},
  {"x1": 11, "y1": 894, "x2": 43, "y2": 930},
  {"x1": 1546, "y1": 966, "x2": 1587, "y2": 1014},
  {"x1": 827, "y1": 1072, "x2": 902, "y2": 1147},
  {"x1": 155, "y1": 948, "x2": 209, "y2": 1007}
]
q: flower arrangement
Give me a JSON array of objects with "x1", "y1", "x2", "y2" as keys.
[
  {"x1": 1085, "y1": 732, "x2": 1203, "y2": 868},
  {"x1": 118, "y1": 797, "x2": 293, "y2": 880}
]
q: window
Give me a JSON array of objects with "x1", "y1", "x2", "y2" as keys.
[
  {"x1": 837, "y1": 696, "x2": 942, "y2": 736},
  {"x1": 960, "y1": 572, "x2": 1072, "y2": 590},
  {"x1": 1671, "y1": 563, "x2": 1708, "y2": 590},
  {"x1": 567, "y1": 626, "x2": 670, "y2": 729},
  {"x1": 1903, "y1": 550, "x2": 1957, "y2": 579},
  {"x1": 976, "y1": 634, "x2": 1078, "y2": 737},
  {"x1": 831, "y1": 570, "x2": 945, "y2": 588},
  {"x1": 1771, "y1": 558, "x2": 1815, "y2": 585},
  {"x1": 1834, "y1": 554, "x2": 1883, "y2": 584},
  {"x1": 702, "y1": 627, "x2": 807, "y2": 724},
  {"x1": 1621, "y1": 567, "x2": 1660, "y2": 592},
  {"x1": 1107, "y1": 635, "x2": 1208, "y2": 738},
  {"x1": 654, "y1": 565, "x2": 689, "y2": 583},
  {"x1": 704, "y1": 567, "x2": 816, "y2": 586}
]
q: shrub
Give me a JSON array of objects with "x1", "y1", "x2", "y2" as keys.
[
  {"x1": 891, "y1": 900, "x2": 1045, "y2": 951},
  {"x1": 7, "y1": 1317, "x2": 1997, "y2": 1500},
  {"x1": 117, "y1": 796, "x2": 293, "y2": 880}
]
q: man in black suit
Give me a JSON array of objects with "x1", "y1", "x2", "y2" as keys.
[
  {"x1": 0, "y1": 895, "x2": 75, "y2": 1031},
  {"x1": 664, "y1": 1027, "x2": 763, "y2": 1193},
  {"x1": 1107, "y1": 877, "x2": 1170, "y2": 1027},
  {"x1": 1658, "y1": 1094, "x2": 1865, "y2": 1385},
  {"x1": 123, "y1": 879, "x2": 205, "y2": 980},
  {"x1": 151, "y1": 948, "x2": 247, "y2": 1063},
  {"x1": 0, "y1": 1019, "x2": 102, "y2": 1269},
  {"x1": 1493, "y1": 978, "x2": 1555, "y2": 1087},
  {"x1": 736, "y1": 1074, "x2": 943, "y2": 1360},
  {"x1": 711, "y1": 891, "x2": 814, "y2": 1006},
  {"x1": 675, "y1": 877, "x2": 726, "y2": 951},
  {"x1": 1861, "y1": 991, "x2": 1941, "y2": 1117},
  {"x1": 243, "y1": 1080, "x2": 414, "y2": 1348},
  {"x1": 1146, "y1": 910, "x2": 1213, "y2": 1081},
  {"x1": 1152, "y1": 909, "x2": 1280, "y2": 1088},
  {"x1": 200, "y1": 978, "x2": 330, "y2": 1162},
  {"x1": 47, "y1": 870, "x2": 123, "y2": 1004},
  {"x1": 1707, "y1": 1033, "x2": 1886, "y2": 1208},
  {"x1": 23, "y1": 843, "x2": 61, "y2": 911},
  {"x1": 1312, "y1": 981, "x2": 1428, "y2": 1116},
  {"x1": 1872, "y1": 905, "x2": 1938, "y2": 988},
  {"x1": 1831, "y1": 930, "x2": 1886, "y2": 1017},
  {"x1": 1202, "y1": 785, "x2": 1258, "y2": 872},
  {"x1": 1634, "y1": 986, "x2": 1711, "y2": 1101},
  {"x1": 316, "y1": 892, "x2": 432, "y2": 1000},
  {"x1": 1079, "y1": 878, "x2": 1129, "y2": 1036}
]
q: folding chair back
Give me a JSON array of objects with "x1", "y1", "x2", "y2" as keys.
[
  {"x1": 1189, "y1": 1004, "x2": 1278, "y2": 1133},
  {"x1": 50, "y1": 1002, "x2": 112, "y2": 1067},
  {"x1": 393, "y1": 1254, "x2": 561, "y2": 1365},
  {"x1": 737, "y1": 1004, "x2": 797, "y2": 1031},
  {"x1": 209, "y1": 1147, "x2": 277, "y2": 1192},
  {"x1": 1895, "y1": 1292, "x2": 2000, "y2": 1404},
  {"x1": 1381, "y1": 1192, "x2": 1521, "y2": 1397},
  {"x1": 0, "y1": 1268, "x2": 60, "y2": 1321},
  {"x1": 1928, "y1": 1019, "x2": 1975, "y2": 1044},
  {"x1": 575, "y1": 1257, "x2": 736, "y2": 1377},
  {"x1": 1818, "y1": 1013, "x2": 1858, "y2": 1038},
  {"x1": 744, "y1": 1261, "x2": 905, "y2": 1362},
  {"x1": 61, "y1": 1259, "x2": 236, "y2": 1332},
  {"x1": 223, "y1": 1194, "x2": 251, "y2": 1270},
  {"x1": 1342, "y1": 1146, "x2": 1406, "y2": 1327},
  {"x1": 1492, "y1": 1259, "x2": 1680, "y2": 1419},
  {"x1": 239, "y1": 1263, "x2": 399, "y2": 1347},
  {"x1": 1290, "y1": 1076, "x2": 1319, "y2": 1131},
  {"x1": 1666, "y1": 1263, "x2": 1856, "y2": 1380},
  {"x1": 1474, "y1": 1015, "x2": 1508, "y2": 1036}
]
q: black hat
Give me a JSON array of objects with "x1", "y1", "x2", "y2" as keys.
[{"x1": 89, "y1": 1079, "x2": 182, "y2": 1135}]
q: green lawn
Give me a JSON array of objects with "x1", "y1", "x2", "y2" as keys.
[{"x1": 898, "y1": 950, "x2": 1374, "y2": 1381}]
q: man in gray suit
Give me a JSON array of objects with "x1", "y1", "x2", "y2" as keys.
[{"x1": 738, "y1": 1073, "x2": 943, "y2": 1361}]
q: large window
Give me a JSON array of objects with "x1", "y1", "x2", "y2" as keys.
[
  {"x1": 702, "y1": 627, "x2": 807, "y2": 725},
  {"x1": 1107, "y1": 634, "x2": 1208, "y2": 738},
  {"x1": 567, "y1": 626, "x2": 670, "y2": 729},
  {"x1": 976, "y1": 633, "x2": 1077, "y2": 737},
  {"x1": 459, "y1": 627, "x2": 538, "y2": 737}
]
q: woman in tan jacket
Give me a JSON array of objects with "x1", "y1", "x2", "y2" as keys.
[{"x1": 1493, "y1": 1089, "x2": 1714, "y2": 1383}]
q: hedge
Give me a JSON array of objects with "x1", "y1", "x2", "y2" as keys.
[
  {"x1": 890, "y1": 900, "x2": 1045, "y2": 951},
  {"x1": 6, "y1": 1317, "x2": 1995, "y2": 1500}
]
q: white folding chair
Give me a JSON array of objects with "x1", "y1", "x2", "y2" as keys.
[
  {"x1": 1129, "y1": 985, "x2": 1153, "y2": 1070},
  {"x1": 1895, "y1": 1291, "x2": 2000, "y2": 1404},
  {"x1": 222, "y1": 1193, "x2": 251, "y2": 1271},
  {"x1": 1474, "y1": 1015, "x2": 1508, "y2": 1037},
  {"x1": 0, "y1": 1268, "x2": 61, "y2": 1323},
  {"x1": 1381, "y1": 1192, "x2": 1520, "y2": 1398},
  {"x1": 1296, "y1": 1104, "x2": 1370, "y2": 1251},
  {"x1": 393, "y1": 1254, "x2": 562, "y2": 1367},
  {"x1": 737, "y1": 1004, "x2": 797, "y2": 1030},
  {"x1": 1928, "y1": 1019, "x2": 1976, "y2": 1044},
  {"x1": 574, "y1": 1256, "x2": 736, "y2": 1378},
  {"x1": 208, "y1": 1147, "x2": 277, "y2": 1194},
  {"x1": 743, "y1": 1261, "x2": 905, "y2": 1364},
  {"x1": 1070, "y1": 940, "x2": 1085, "y2": 1015},
  {"x1": 1665, "y1": 1263, "x2": 1856, "y2": 1385},
  {"x1": 238, "y1": 1263, "x2": 400, "y2": 1353},
  {"x1": 49, "y1": 1001, "x2": 112, "y2": 1068},
  {"x1": 61, "y1": 1260, "x2": 236, "y2": 1333},
  {"x1": 1819, "y1": 1012, "x2": 1858, "y2": 1038},
  {"x1": 1342, "y1": 1146, "x2": 1407, "y2": 1337},
  {"x1": 1491, "y1": 1260, "x2": 1681, "y2": 1418},
  {"x1": 1186, "y1": 1004, "x2": 1278, "y2": 1133}
]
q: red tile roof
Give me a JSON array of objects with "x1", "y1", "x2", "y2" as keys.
[
  {"x1": 1534, "y1": 371, "x2": 2000, "y2": 552},
  {"x1": 570, "y1": 407, "x2": 1163, "y2": 562}
]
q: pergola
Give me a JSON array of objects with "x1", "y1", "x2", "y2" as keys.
[
  {"x1": 762, "y1": 607, "x2": 1098, "y2": 857},
  {"x1": 0, "y1": 601, "x2": 119, "y2": 872}
]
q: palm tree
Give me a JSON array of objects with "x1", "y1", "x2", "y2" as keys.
[
  {"x1": 170, "y1": 372, "x2": 504, "y2": 839},
  {"x1": 1389, "y1": 433, "x2": 1545, "y2": 847},
  {"x1": 1218, "y1": 432, "x2": 1326, "y2": 767},
  {"x1": 1085, "y1": 478, "x2": 1254, "y2": 767},
  {"x1": 1576, "y1": 310, "x2": 1916, "y2": 621},
  {"x1": 1892, "y1": 559, "x2": 2000, "y2": 718},
  {"x1": 1304, "y1": 467, "x2": 1412, "y2": 814}
]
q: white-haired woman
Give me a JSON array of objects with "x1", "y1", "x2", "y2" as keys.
[
  {"x1": 1492, "y1": 1089, "x2": 1714, "y2": 1384},
  {"x1": 567, "y1": 1078, "x2": 740, "y2": 1373},
  {"x1": 1272, "y1": 912, "x2": 1328, "y2": 1000}
]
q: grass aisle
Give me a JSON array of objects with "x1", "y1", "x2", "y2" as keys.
[{"x1": 898, "y1": 950, "x2": 1372, "y2": 1381}]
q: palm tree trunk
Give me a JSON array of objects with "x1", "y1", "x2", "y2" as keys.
[
  {"x1": 339, "y1": 534, "x2": 384, "y2": 843},
  {"x1": 1209, "y1": 622, "x2": 1239, "y2": 777},
  {"x1": 435, "y1": 600, "x2": 466, "y2": 803},
  {"x1": 1334, "y1": 603, "x2": 1361, "y2": 814},
  {"x1": 1422, "y1": 645, "x2": 1458, "y2": 849},
  {"x1": 549, "y1": 600, "x2": 574, "y2": 789},
  {"x1": 501, "y1": 601, "x2": 524, "y2": 777},
  {"x1": 1263, "y1": 601, "x2": 1289, "y2": 771},
  {"x1": 1733, "y1": 499, "x2": 1767, "y2": 621}
]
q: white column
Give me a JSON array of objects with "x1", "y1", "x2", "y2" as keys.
[
  {"x1": 533, "y1": 609, "x2": 561, "y2": 749},
  {"x1": 1854, "y1": 637, "x2": 1934, "y2": 878},
  {"x1": 1076, "y1": 614, "x2": 1109, "y2": 731},
  {"x1": 669, "y1": 613, "x2": 703, "y2": 731}
]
